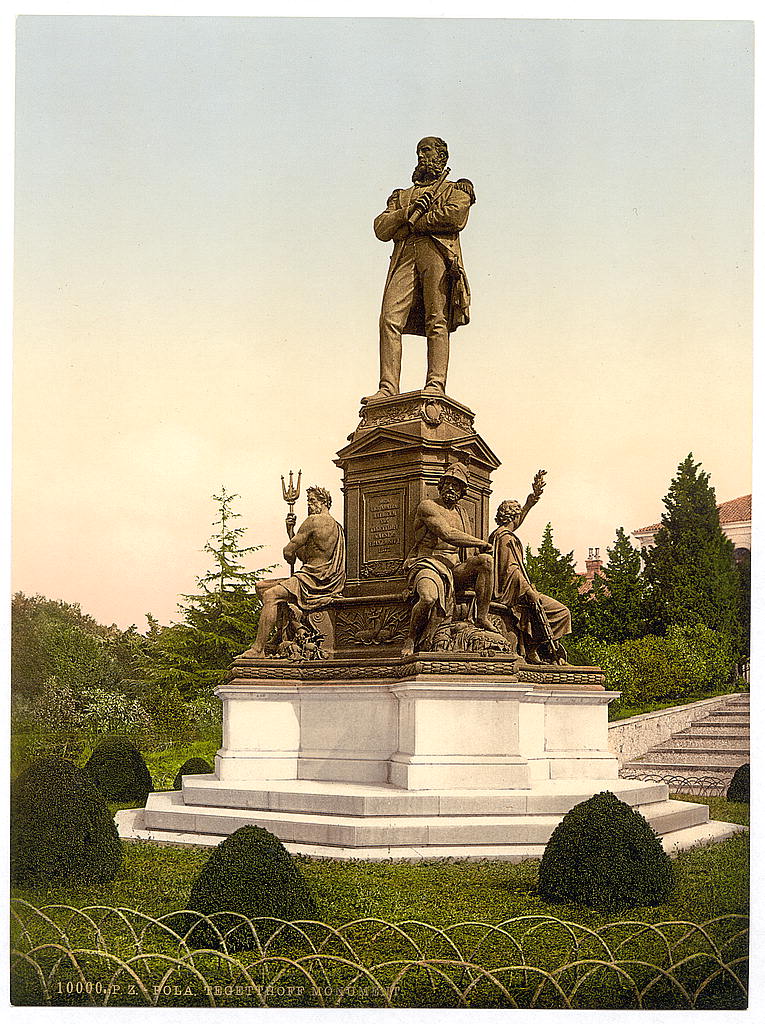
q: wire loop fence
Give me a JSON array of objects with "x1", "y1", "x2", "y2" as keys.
[
  {"x1": 11, "y1": 900, "x2": 748, "y2": 1009},
  {"x1": 618, "y1": 770, "x2": 733, "y2": 796}
]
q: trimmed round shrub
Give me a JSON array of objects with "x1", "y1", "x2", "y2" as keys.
[
  {"x1": 727, "y1": 763, "x2": 750, "y2": 803},
  {"x1": 11, "y1": 757, "x2": 123, "y2": 884},
  {"x1": 173, "y1": 757, "x2": 214, "y2": 791},
  {"x1": 179, "y1": 825, "x2": 318, "y2": 950},
  {"x1": 538, "y1": 790, "x2": 674, "y2": 911},
  {"x1": 84, "y1": 736, "x2": 154, "y2": 802}
]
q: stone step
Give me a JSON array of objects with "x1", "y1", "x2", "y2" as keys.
[
  {"x1": 117, "y1": 802, "x2": 741, "y2": 861},
  {"x1": 703, "y1": 713, "x2": 749, "y2": 723},
  {"x1": 179, "y1": 776, "x2": 670, "y2": 818},
  {"x1": 658, "y1": 741, "x2": 749, "y2": 753},
  {"x1": 629, "y1": 748, "x2": 749, "y2": 764},
  {"x1": 680, "y1": 729, "x2": 749, "y2": 737},
  {"x1": 624, "y1": 758, "x2": 745, "y2": 774},
  {"x1": 653, "y1": 744, "x2": 749, "y2": 756},
  {"x1": 139, "y1": 790, "x2": 708, "y2": 850}
]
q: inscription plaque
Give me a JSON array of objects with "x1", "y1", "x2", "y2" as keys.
[{"x1": 363, "y1": 491, "x2": 405, "y2": 565}]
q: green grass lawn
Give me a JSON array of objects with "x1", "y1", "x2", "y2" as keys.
[{"x1": 11, "y1": 795, "x2": 749, "y2": 1010}]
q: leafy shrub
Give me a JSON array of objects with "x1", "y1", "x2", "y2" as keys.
[
  {"x1": 80, "y1": 688, "x2": 153, "y2": 737},
  {"x1": 11, "y1": 757, "x2": 123, "y2": 884},
  {"x1": 186, "y1": 690, "x2": 223, "y2": 732},
  {"x1": 84, "y1": 737, "x2": 154, "y2": 802},
  {"x1": 576, "y1": 624, "x2": 736, "y2": 709},
  {"x1": 11, "y1": 676, "x2": 84, "y2": 732},
  {"x1": 173, "y1": 757, "x2": 214, "y2": 790},
  {"x1": 179, "y1": 826, "x2": 318, "y2": 950},
  {"x1": 538, "y1": 791, "x2": 675, "y2": 911},
  {"x1": 727, "y1": 763, "x2": 750, "y2": 803},
  {"x1": 139, "y1": 686, "x2": 194, "y2": 740}
]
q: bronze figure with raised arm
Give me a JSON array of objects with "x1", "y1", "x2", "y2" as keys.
[{"x1": 490, "y1": 470, "x2": 571, "y2": 665}]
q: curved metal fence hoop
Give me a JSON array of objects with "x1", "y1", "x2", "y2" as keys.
[
  {"x1": 384, "y1": 959, "x2": 474, "y2": 1007},
  {"x1": 117, "y1": 952, "x2": 217, "y2": 1006},
  {"x1": 339, "y1": 917, "x2": 446, "y2": 963},
  {"x1": 689, "y1": 955, "x2": 750, "y2": 1003},
  {"x1": 178, "y1": 947, "x2": 271, "y2": 1006},
  {"x1": 9, "y1": 950, "x2": 52, "y2": 1003},
  {"x1": 84, "y1": 905, "x2": 143, "y2": 949},
  {"x1": 266, "y1": 953, "x2": 391, "y2": 1006},
  {"x1": 517, "y1": 914, "x2": 615, "y2": 960},
  {"x1": 442, "y1": 919, "x2": 529, "y2": 966},
  {"x1": 599, "y1": 919, "x2": 677, "y2": 963},
  {"x1": 565, "y1": 958, "x2": 688, "y2": 1008},
  {"x1": 9, "y1": 900, "x2": 64, "y2": 949}
]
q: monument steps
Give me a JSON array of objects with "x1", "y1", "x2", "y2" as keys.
[
  {"x1": 133, "y1": 784, "x2": 709, "y2": 847},
  {"x1": 117, "y1": 792, "x2": 743, "y2": 861},
  {"x1": 177, "y1": 775, "x2": 670, "y2": 817}
]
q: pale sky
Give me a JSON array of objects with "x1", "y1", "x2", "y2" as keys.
[{"x1": 12, "y1": 14, "x2": 754, "y2": 630}]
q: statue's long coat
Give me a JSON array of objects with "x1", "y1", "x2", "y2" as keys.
[{"x1": 374, "y1": 179, "x2": 474, "y2": 335}]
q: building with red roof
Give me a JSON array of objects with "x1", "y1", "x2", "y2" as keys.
[{"x1": 632, "y1": 494, "x2": 751, "y2": 555}]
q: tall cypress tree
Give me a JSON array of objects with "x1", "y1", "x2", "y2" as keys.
[
  {"x1": 642, "y1": 454, "x2": 742, "y2": 650},
  {"x1": 141, "y1": 488, "x2": 267, "y2": 694},
  {"x1": 587, "y1": 527, "x2": 649, "y2": 642}
]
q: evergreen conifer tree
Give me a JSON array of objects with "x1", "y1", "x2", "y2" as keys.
[
  {"x1": 141, "y1": 488, "x2": 267, "y2": 694},
  {"x1": 525, "y1": 523, "x2": 586, "y2": 634},
  {"x1": 642, "y1": 454, "x2": 742, "y2": 650},
  {"x1": 587, "y1": 527, "x2": 650, "y2": 642}
]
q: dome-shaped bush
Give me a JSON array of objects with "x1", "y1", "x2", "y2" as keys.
[
  {"x1": 84, "y1": 736, "x2": 153, "y2": 802},
  {"x1": 179, "y1": 825, "x2": 318, "y2": 950},
  {"x1": 538, "y1": 790, "x2": 674, "y2": 911},
  {"x1": 11, "y1": 757, "x2": 123, "y2": 884},
  {"x1": 727, "y1": 763, "x2": 750, "y2": 803},
  {"x1": 173, "y1": 757, "x2": 214, "y2": 791}
]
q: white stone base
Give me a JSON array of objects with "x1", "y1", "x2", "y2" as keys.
[
  {"x1": 115, "y1": 676, "x2": 742, "y2": 859},
  {"x1": 213, "y1": 678, "x2": 620, "y2": 790}
]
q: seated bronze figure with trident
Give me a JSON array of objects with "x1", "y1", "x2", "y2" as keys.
[{"x1": 242, "y1": 474, "x2": 346, "y2": 658}]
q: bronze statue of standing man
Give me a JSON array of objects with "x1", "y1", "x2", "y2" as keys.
[{"x1": 364, "y1": 137, "x2": 475, "y2": 404}]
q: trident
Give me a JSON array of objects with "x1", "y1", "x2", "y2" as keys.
[{"x1": 281, "y1": 469, "x2": 301, "y2": 575}]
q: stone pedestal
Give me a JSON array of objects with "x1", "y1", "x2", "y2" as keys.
[
  {"x1": 116, "y1": 664, "x2": 742, "y2": 859},
  {"x1": 331, "y1": 391, "x2": 499, "y2": 657},
  {"x1": 213, "y1": 666, "x2": 620, "y2": 792}
]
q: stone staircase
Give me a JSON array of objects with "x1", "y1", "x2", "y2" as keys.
[{"x1": 621, "y1": 693, "x2": 750, "y2": 794}]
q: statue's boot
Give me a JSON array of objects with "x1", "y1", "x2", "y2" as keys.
[
  {"x1": 361, "y1": 385, "x2": 398, "y2": 404},
  {"x1": 423, "y1": 335, "x2": 449, "y2": 397}
]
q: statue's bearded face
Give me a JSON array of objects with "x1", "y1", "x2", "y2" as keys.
[
  {"x1": 307, "y1": 494, "x2": 325, "y2": 515},
  {"x1": 412, "y1": 137, "x2": 447, "y2": 184},
  {"x1": 439, "y1": 478, "x2": 465, "y2": 508}
]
